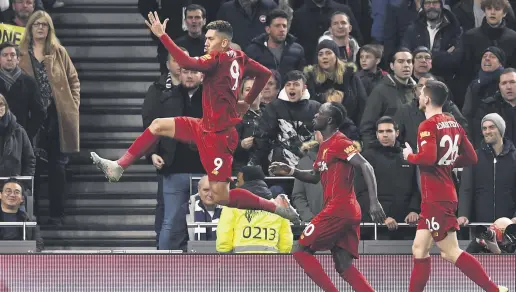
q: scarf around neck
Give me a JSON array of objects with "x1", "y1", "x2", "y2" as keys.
[{"x1": 0, "y1": 67, "x2": 22, "y2": 91}]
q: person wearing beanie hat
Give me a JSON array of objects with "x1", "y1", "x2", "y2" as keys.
[
  {"x1": 316, "y1": 39, "x2": 341, "y2": 61},
  {"x1": 483, "y1": 46, "x2": 506, "y2": 66},
  {"x1": 412, "y1": 46, "x2": 433, "y2": 81},
  {"x1": 482, "y1": 112, "x2": 506, "y2": 138}
]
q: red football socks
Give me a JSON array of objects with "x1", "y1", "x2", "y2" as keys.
[
  {"x1": 117, "y1": 128, "x2": 158, "y2": 169},
  {"x1": 409, "y1": 257, "x2": 431, "y2": 292},
  {"x1": 340, "y1": 265, "x2": 375, "y2": 292},
  {"x1": 293, "y1": 251, "x2": 339, "y2": 292},
  {"x1": 227, "y1": 188, "x2": 277, "y2": 213},
  {"x1": 455, "y1": 252, "x2": 499, "y2": 292}
]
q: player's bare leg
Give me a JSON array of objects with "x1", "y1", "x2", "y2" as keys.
[
  {"x1": 292, "y1": 244, "x2": 339, "y2": 292},
  {"x1": 91, "y1": 118, "x2": 176, "y2": 182},
  {"x1": 209, "y1": 181, "x2": 300, "y2": 223},
  {"x1": 332, "y1": 247, "x2": 375, "y2": 292},
  {"x1": 409, "y1": 229, "x2": 434, "y2": 292},
  {"x1": 436, "y1": 231, "x2": 506, "y2": 292}
]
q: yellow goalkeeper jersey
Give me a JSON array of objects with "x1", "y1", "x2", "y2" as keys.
[{"x1": 216, "y1": 207, "x2": 293, "y2": 253}]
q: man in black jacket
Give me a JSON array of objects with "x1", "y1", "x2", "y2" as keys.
[
  {"x1": 395, "y1": 73, "x2": 467, "y2": 149},
  {"x1": 458, "y1": 113, "x2": 516, "y2": 225},
  {"x1": 290, "y1": 0, "x2": 362, "y2": 62},
  {"x1": 216, "y1": 0, "x2": 278, "y2": 49},
  {"x1": 0, "y1": 178, "x2": 43, "y2": 252},
  {"x1": 245, "y1": 9, "x2": 305, "y2": 78},
  {"x1": 0, "y1": 42, "x2": 45, "y2": 141},
  {"x1": 355, "y1": 116, "x2": 420, "y2": 239},
  {"x1": 402, "y1": 0, "x2": 462, "y2": 81},
  {"x1": 141, "y1": 67, "x2": 205, "y2": 251},
  {"x1": 175, "y1": 4, "x2": 207, "y2": 58}
]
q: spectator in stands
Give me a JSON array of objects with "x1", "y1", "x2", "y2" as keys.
[
  {"x1": 259, "y1": 69, "x2": 281, "y2": 108},
  {"x1": 453, "y1": 0, "x2": 516, "y2": 31},
  {"x1": 0, "y1": 95, "x2": 35, "y2": 176},
  {"x1": 250, "y1": 70, "x2": 320, "y2": 169},
  {"x1": 402, "y1": 0, "x2": 462, "y2": 83},
  {"x1": 216, "y1": 0, "x2": 278, "y2": 49},
  {"x1": 334, "y1": 0, "x2": 372, "y2": 44},
  {"x1": 216, "y1": 166, "x2": 293, "y2": 253},
  {"x1": 143, "y1": 66, "x2": 205, "y2": 250},
  {"x1": 0, "y1": 42, "x2": 44, "y2": 141},
  {"x1": 360, "y1": 48, "x2": 416, "y2": 148},
  {"x1": 192, "y1": 0, "x2": 227, "y2": 24},
  {"x1": 290, "y1": 0, "x2": 362, "y2": 62},
  {"x1": 458, "y1": 0, "x2": 516, "y2": 99},
  {"x1": 304, "y1": 40, "x2": 367, "y2": 125},
  {"x1": 412, "y1": 46, "x2": 433, "y2": 82},
  {"x1": 19, "y1": 11, "x2": 80, "y2": 225},
  {"x1": 175, "y1": 4, "x2": 206, "y2": 58},
  {"x1": 291, "y1": 139, "x2": 323, "y2": 222},
  {"x1": 318, "y1": 11, "x2": 360, "y2": 62},
  {"x1": 2, "y1": 0, "x2": 36, "y2": 27},
  {"x1": 234, "y1": 78, "x2": 264, "y2": 173},
  {"x1": 354, "y1": 116, "x2": 420, "y2": 239},
  {"x1": 188, "y1": 176, "x2": 222, "y2": 241},
  {"x1": 495, "y1": 68, "x2": 516, "y2": 142},
  {"x1": 0, "y1": 178, "x2": 43, "y2": 251},
  {"x1": 138, "y1": 0, "x2": 190, "y2": 74},
  {"x1": 463, "y1": 47, "x2": 506, "y2": 147},
  {"x1": 458, "y1": 113, "x2": 516, "y2": 225},
  {"x1": 395, "y1": 73, "x2": 466, "y2": 149},
  {"x1": 357, "y1": 44, "x2": 387, "y2": 96},
  {"x1": 245, "y1": 9, "x2": 305, "y2": 78},
  {"x1": 383, "y1": 0, "x2": 420, "y2": 68}
]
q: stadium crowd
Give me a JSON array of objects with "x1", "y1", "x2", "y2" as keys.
[{"x1": 0, "y1": 0, "x2": 515, "y2": 254}]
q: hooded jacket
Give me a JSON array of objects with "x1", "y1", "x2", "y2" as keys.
[{"x1": 250, "y1": 88, "x2": 320, "y2": 167}]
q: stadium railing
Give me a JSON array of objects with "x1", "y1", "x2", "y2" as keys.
[{"x1": 0, "y1": 222, "x2": 38, "y2": 240}]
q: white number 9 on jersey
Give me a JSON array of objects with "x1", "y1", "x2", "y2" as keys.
[
  {"x1": 438, "y1": 134, "x2": 459, "y2": 165},
  {"x1": 230, "y1": 60, "x2": 240, "y2": 90}
]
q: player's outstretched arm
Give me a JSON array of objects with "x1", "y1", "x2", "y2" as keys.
[
  {"x1": 349, "y1": 154, "x2": 386, "y2": 224},
  {"x1": 145, "y1": 11, "x2": 216, "y2": 72},
  {"x1": 269, "y1": 162, "x2": 320, "y2": 184},
  {"x1": 453, "y1": 134, "x2": 478, "y2": 168},
  {"x1": 243, "y1": 58, "x2": 272, "y2": 105}
]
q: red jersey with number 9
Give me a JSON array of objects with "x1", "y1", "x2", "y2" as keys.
[{"x1": 409, "y1": 114, "x2": 469, "y2": 202}]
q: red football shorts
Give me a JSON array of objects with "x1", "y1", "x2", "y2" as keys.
[
  {"x1": 173, "y1": 117, "x2": 238, "y2": 181},
  {"x1": 417, "y1": 201, "x2": 460, "y2": 242},
  {"x1": 299, "y1": 207, "x2": 361, "y2": 259}
]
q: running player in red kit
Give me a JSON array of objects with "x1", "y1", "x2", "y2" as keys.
[
  {"x1": 90, "y1": 12, "x2": 299, "y2": 222},
  {"x1": 270, "y1": 102, "x2": 386, "y2": 292},
  {"x1": 403, "y1": 80, "x2": 508, "y2": 292}
]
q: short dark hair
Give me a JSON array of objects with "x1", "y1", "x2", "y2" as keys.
[
  {"x1": 360, "y1": 44, "x2": 382, "y2": 59},
  {"x1": 328, "y1": 102, "x2": 348, "y2": 128},
  {"x1": 266, "y1": 9, "x2": 289, "y2": 26},
  {"x1": 284, "y1": 70, "x2": 306, "y2": 84},
  {"x1": 501, "y1": 67, "x2": 516, "y2": 76},
  {"x1": 0, "y1": 42, "x2": 20, "y2": 58},
  {"x1": 424, "y1": 80, "x2": 449, "y2": 107},
  {"x1": 270, "y1": 69, "x2": 281, "y2": 89},
  {"x1": 206, "y1": 20, "x2": 233, "y2": 40},
  {"x1": 184, "y1": 4, "x2": 206, "y2": 19},
  {"x1": 330, "y1": 11, "x2": 350, "y2": 23},
  {"x1": 418, "y1": 72, "x2": 436, "y2": 80},
  {"x1": 1, "y1": 177, "x2": 24, "y2": 193},
  {"x1": 391, "y1": 47, "x2": 412, "y2": 64},
  {"x1": 481, "y1": 0, "x2": 510, "y2": 12},
  {"x1": 376, "y1": 116, "x2": 398, "y2": 130}
]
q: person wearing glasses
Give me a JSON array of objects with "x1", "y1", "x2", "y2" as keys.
[{"x1": 18, "y1": 11, "x2": 80, "y2": 226}]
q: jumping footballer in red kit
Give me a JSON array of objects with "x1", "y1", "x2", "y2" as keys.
[
  {"x1": 402, "y1": 80, "x2": 508, "y2": 292},
  {"x1": 90, "y1": 12, "x2": 299, "y2": 222},
  {"x1": 270, "y1": 102, "x2": 386, "y2": 292}
]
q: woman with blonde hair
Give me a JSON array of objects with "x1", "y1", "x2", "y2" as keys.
[
  {"x1": 19, "y1": 10, "x2": 80, "y2": 225},
  {"x1": 304, "y1": 40, "x2": 367, "y2": 125}
]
